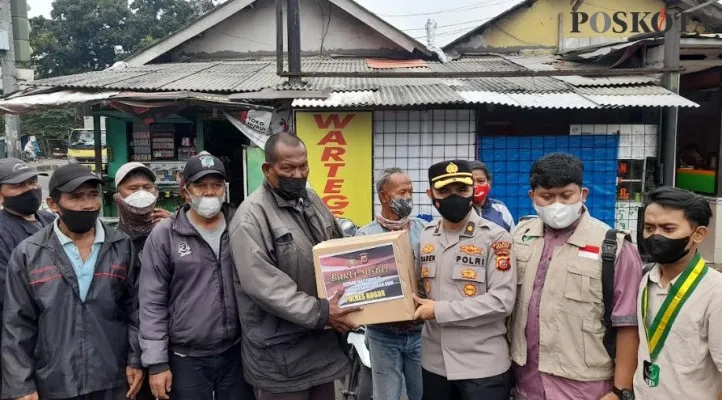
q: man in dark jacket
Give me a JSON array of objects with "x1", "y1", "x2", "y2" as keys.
[
  {"x1": 0, "y1": 158, "x2": 55, "y2": 293},
  {"x1": 113, "y1": 162, "x2": 171, "y2": 254},
  {"x1": 1, "y1": 164, "x2": 143, "y2": 400},
  {"x1": 0, "y1": 158, "x2": 55, "y2": 397},
  {"x1": 229, "y1": 132, "x2": 361, "y2": 400},
  {"x1": 140, "y1": 153, "x2": 253, "y2": 400}
]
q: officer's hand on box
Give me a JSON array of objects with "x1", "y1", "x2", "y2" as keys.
[
  {"x1": 413, "y1": 294, "x2": 435, "y2": 321},
  {"x1": 328, "y1": 288, "x2": 362, "y2": 333}
]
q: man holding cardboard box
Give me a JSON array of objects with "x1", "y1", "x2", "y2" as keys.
[
  {"x1": 230, "y1": 132, "x2": 361, "y2": 400},
  {"x1": 413, "y1": 159, "x2": 517, "y2": 400},
  {"x1": 356, "y1": 167, "x2": 426, "y2": 400}
]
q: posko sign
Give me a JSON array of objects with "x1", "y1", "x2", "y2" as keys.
[{"x1": 570, "y1": 8, "x2": 691, "y2": 34}]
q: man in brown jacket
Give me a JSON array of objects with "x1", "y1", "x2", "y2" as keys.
[
  {"x1": 510, "y1": 153, "x2": 642, "y2": 400},
  {"x1": 229, "y1": 132, "x2": 360, "y2": 400}
]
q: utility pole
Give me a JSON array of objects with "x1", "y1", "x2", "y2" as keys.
[
  {"x1": 0, "y1": 0, "x2": 19, "y2": 158},
  {"x1": 660, "y1": 10, "x2": 681, "y2": 187},
  {"x1": 286, "y1": 0, "x2": 302, "y2": 86}
]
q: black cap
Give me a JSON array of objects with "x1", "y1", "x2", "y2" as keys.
[
  {"x1": 183, "y1": 152, "x2": 227, "y2": 183},
  {"x1": 49, "y1": 164, "x2": 104, "y2": 194},
  {"x1": 428, "y1": 160, "x2": 474, "y2": 189},
  {"x1": 0, "y1": 158, "x2": 46, "y2": 185}
]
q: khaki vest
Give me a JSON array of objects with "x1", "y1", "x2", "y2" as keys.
[{"x1": 509, "y1": 212, "x2": 625, "y2": 382}]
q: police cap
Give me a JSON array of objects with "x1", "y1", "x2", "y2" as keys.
[{"x1": 428, "y1": 160, "x2": 474, "y2": 190}]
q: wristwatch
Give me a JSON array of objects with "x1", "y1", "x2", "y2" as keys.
[{"x1": 612, "y1": 387, "x2": 635, "y2": 400}]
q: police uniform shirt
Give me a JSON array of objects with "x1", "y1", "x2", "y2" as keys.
[{"x1": 418, "y1": 210, "x2": 517, "y2": 380}]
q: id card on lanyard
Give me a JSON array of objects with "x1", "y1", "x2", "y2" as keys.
[{"x1": 641, "y1": 252, "x2": 708, "y2": 387}]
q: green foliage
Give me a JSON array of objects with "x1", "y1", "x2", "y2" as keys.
[
  {"x1": 19, "y1": 109, "x2": 77, "y2": 139},
  {"x1": 25, "y1": 0, "x2": 216, "y2": 139},
  {"x1": 29, "y1": 0, "x2": 214, "y2": 79}
]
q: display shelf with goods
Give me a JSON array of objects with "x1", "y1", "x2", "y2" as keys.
[
  {"x1": 125, "y1": 122, "x2": 198, "y2": 209},
  {"x1": 612, "y1": 124, "x2": 658, "y2": 242},
  {"x1": 129, "y1": 123, "x2": 151, "y2": 162}
]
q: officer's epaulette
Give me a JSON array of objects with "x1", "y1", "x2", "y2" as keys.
[
  {"x1": 463, "y1": 220, "x2": 477, "y2": 236},
  {"x1": 518, "y1": 215, "x2": 539, "y2": 221},
  {"x1": 424, "y1": 219, "x2": 441, "y2": 231}
]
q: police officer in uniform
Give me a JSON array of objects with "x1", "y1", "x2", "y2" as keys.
[{"x1": 413, "y1": 160, "x2": 517, "y2": 400}]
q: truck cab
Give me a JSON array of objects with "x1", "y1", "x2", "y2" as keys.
[{"x1": 67, "y1": 129, "x2": 108, "y2": 173}]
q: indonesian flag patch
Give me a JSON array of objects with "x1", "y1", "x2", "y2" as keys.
[{"x1": 578, "y1": 245, "x2": 600, "y2": 260}]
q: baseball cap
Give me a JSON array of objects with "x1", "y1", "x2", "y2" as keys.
[
  {"x1": 49, "y1": 164, "x2": 104, "y2": 194},
  {"x1": 0, "y1": 158, "x2": 46, "y2": 185},
  {"x1": 428, "y1": 160, "x2": 474, "y2": 190},
  {"x1": 183, "y1": 152, "x2": 227, "y2": 183},
  {"x1": 115, "y1": 162, "x2": 156, "y2": 187}
]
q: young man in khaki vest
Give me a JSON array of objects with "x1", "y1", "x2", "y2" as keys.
[
  {"x1": 635, "y1": 187, "x2": 722, "y2": 399},
  {"x1": 509, "y1": 153, "x2": 643, "y2": 400}
]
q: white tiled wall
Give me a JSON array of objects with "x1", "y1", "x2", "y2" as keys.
[
  {"x1": 570, "y1": 123, "x2": 659, "y2": 241},
  {"x1": 373, "y1": 110, "x2": 477, "y2": 217},
  {"x1": 569, "y1": 123, "x2": 658, "y2": 160}
]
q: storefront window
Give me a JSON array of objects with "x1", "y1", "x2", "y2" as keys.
[
  {"x1": 127, "y1": 122, "x2": 197, "y2": 194},
  {"x1": 677, "y1": 89, "x2": 720, "y2": 195}
]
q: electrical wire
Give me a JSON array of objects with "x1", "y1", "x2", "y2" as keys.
[
  {"x1": 494, "y1": 25, "x2": 546, "y2": 46},
  {"x1": 412, "y1": 26, "x2": 482, "y2": 39},
  {"x1": 403, "y1": 17, "x2": 495, "y2": 32},
  {"x1": 583, "y1": 1, "x2": 619, "y2": 11},
  {"x1": 376, "y1": 0, "x2": 520, "y2": 18},
  {"x1": 217, "y1": 31, "x2": 273, "y2": 46}
]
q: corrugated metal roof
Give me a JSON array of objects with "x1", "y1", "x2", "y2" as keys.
[
  {"x1": 292, "y1": 85, "x2": 465, "y2": 107},
  {"x1": 293, "y1": 86, "x2": 699, "y2": 109},
  {"x1": 35, "y1": 61, "x2": 283, "y2": 93},
  {"x1": 458, "y1": 91, "x2": 599, "y2": 109},
  {"x1": 31, "y1": 56, "x2": 551, "y2": 93},
  {"x1": 28, "y1": 55, "x2": 700, "y2": 109},
  {"x1": 460, "y1": 77, "x2": 569, "y2": 92},
  {"x1": 585, "y1": 95, "x2": 700, "y2": 108},
  {"x1": 554, "y1": 75, "x2": 659, "y2": 87},
  {"x1": 574, "y1": 85, "x2": 673, "y2": 95}
]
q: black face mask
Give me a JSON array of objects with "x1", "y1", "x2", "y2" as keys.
[
  {"x1": 274, "y1": 176, "x2": 308, "y2": 200},
  {"x1": 642, "y1": 234, "x2": 691, "y2": 265},
  {"x1": 3, "y1": 188, "x2": 42, "y2": 216},
  {"x1": 58, "y1": 206, "x2": 100, "y2": 234},
  {"x1": 433, "y1": 194, "x2": 473, "y2": 223}
]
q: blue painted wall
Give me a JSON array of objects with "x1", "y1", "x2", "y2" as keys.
[{"x1": 479, "y1": 135, "x2": 619, "y2": 227}]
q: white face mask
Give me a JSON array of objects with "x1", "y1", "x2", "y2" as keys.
[
  {"x1": 534, "y1": 201, "x2": 583, "y2": 230},
  {"x1": 123, "y1": 190, "x2": 157, "y2": 209},
  {"x1": 189, "y1": 194, "x2": 223, "y2": 219}
]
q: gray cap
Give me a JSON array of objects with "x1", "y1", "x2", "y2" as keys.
[
  {"x1": 0, "y1": 158, "x2": 46, "y2": 185},
  {"x1": 115, "y1": 162, "x2": 156, "y2": 187}
]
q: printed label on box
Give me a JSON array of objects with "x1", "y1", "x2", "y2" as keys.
[{"x1": 319, "y1": 244, "x2": 404, "y2": 308}]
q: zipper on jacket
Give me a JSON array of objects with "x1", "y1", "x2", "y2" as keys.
[{"x1": 193, "y1": 230, "x2": 230, "y2": 341}]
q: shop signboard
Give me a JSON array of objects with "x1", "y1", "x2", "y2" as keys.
[{"x1": 296, "y1": 112, "x2": 373, "y2": 226}]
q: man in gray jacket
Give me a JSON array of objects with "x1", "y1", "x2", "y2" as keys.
[
  {"x1": 139, "y1": 153, "x2": 253, "y2": 400},
  {"x1": 230, "y1": 132, "x2": 361, "y2": 400}
]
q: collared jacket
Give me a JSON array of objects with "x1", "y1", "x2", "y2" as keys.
[
  {"x1": 509, "y1": 212, "x2": 628, "y2": 381},
  {"x1": 0, "y1": 209, "x2": 56, "y2": 310},
  {"x1": 1, "y1": 222, "x2": 141, "y2": 399},
  {"x1": 474, "y1": 198, "x2": 515, "y2": 232},
  {"x1": 229, "y1": 183, "x2": 349, "y2": 393},
  {"x1": 419, "y1": 211, "x2": 517, "y2": 380},
  {"x1": 139, "y1": 204, "x2": 241, "y2": 372}
]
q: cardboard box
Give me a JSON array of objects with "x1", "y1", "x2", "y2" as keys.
[{"x1": 313, "y1": 231, "x2": 417, "y2": 325}]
